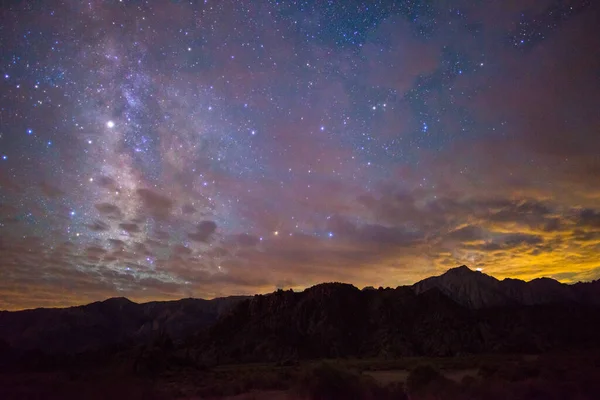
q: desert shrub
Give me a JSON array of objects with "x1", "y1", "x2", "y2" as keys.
[
  {"x1": 405, "y1": 364, "x2": 444, "y2": 394},
  {"x1": 250, "y1": 369, "x2": 289, "y2": 391},
  {"x1": 577, "y1": 374, "x2": 600, "y2": 400},
  {"x1": 478, "y1": 362, "x2": 498, "y2": 378},
  {"x1": 461, "y1": 374, "x2": 477, "y2": 387},
  {"x1": 296, "y1": 362, "x2": 370, "y2": 399},
  {"x1": 463, "y1": 378, "x2": 510, "y2": 400},
  {"x1": 498, "y1": 362, "x2": 540, "y2": 382},
  {"x1": 510, "y1": 379, "x2": 560, "y2": 400},
  {"x1": 538, "y1": 363, "x2": 568, "y2": 381},
  {"x1": 384, "y1": 382, "x2": 408, "y2": 400}
]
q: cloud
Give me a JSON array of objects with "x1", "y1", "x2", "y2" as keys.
[
  {"x1": 356, "y1": 223, "x2": 421, "y2": 246},
  {"x1": 446, "y1": 226, "x2": 486, "y2": 242},
  {"x1": 153, "y1": 230, "x2": 170, "y2": 240},
  {"x1": 145, "y1": 238, "x2": 167, "y2": 248},
  {"x1": 119, "y1": 223, "x2": 141, "y2": 234},
  {"x1": 362, "y1": 17, "x2": 440, "y2": 94},
  {"x1": 136, "y1": 188, "x2": 174, "y2": 220},
  {"x1": 0, "y1": 170, "x2": 24, "y2": 193},
  {"x1": 572, "y1": 230, "x2": 600, "y2": 243},
  {"x1": 132, "y1": 242, "x2": 151, "y2": 256},
  {"x1": 543, "y1": 218, "x2": 562, "y2": 233},
  {"x1": 94, "y1": 203, "x2": 123, "y2": 220},
  {"x1": 87, "y1": 219, "x2": 110, "y2": 232},
  {"x1": 225, "y1": 233, "x2": 260, "y2": 247},
  {"x1": 107, "y1": 239, "x2": 126, "y2": 248},
  {"x1": 182, "y1": 203, "x2": 197, "y2": 214},
  {"x1": 579, "y1": 209, "x2": 600, "y2": 229},
  {"x1": 39, "y1": 182, "x2": 64, "y2": 198},
  {"x1": 188, "y1": 220, "x2": 217, "y2": 242},
  {"x1": 486, "y1": 200, "x2": 556, "y2": 231},
  {"x1": 502, "y1": 233, "x2": 544, "y2": 248},
  {"x1": 460, "y1": 4, "x2": 600, "y2": 193},
  {"x1": 0, "y1": 203, "x2": 18, "y2": 219},
  {"x1": 95, "y1": 175, "x2": 117, "y2": 190},
  {"x1": 85, "y1": 246, "x2": 107, "y2": 257},
  {"x1": 172, "y1": 244, "x2": 192, "y2": 256}
]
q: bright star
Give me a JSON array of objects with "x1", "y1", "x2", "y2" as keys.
[{"x1": 106, "y1": 120, "x2": 115, "y2": 128}]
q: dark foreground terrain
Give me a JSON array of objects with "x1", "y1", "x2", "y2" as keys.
[
  {"x1": 1, "y1": 266, "x2": 600, "y2": 398},
  {"x1": 2, "y1": 352, "x2": 600, "y2": 399}
]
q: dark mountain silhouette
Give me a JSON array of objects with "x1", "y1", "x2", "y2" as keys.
[
  {"x1": 1, "y1": 266, "x2": 600, "y2": 362},
  {"x1": 413, "y1": 265, "x2": 600, "y2": 308},
  {"x1": 195, "y1": 284, "x2": 483, "y2": 364},
  {"x1": 194, "y1": 277, "x2": 600, "y2": 364},
  {"x1": 0, "y1": 295, "x2": 248, "y2": 354}
]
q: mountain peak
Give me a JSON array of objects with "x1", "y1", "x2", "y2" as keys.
[
  {"x1": 413, "y1": 265, "x2": 508, "y2": 308},
  {"x1": 102, "y1": 296, "x2": 135, "y2": 304},
  {"x1": 442, "y1": 265, "x2": 496, "y2": 283},
  {"x1": 95, "y1": 297, "x2": 137, "y2": 309},
  {"x1": 412, "y1": 265, "x2": 599, "y2": 309},
  {"x1": 444, "y1": 265, "x2": 476, "y2": 275}
]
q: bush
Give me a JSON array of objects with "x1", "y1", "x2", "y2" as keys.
[
  {"x1": 478, "y1": 362, "x2": 499, "y2": 378},
  {"x1": 497, "y1": 362, "x2": 540, "y2": 382},
  {"x1": 385, "y1": 382, "x2": 408, "y2": 400},
  {"x1": 296, "y1": 362, "x2": 369, "y2": 400},
  {"x1": 406, "y1": 364, "x2": 444, "y2": 395},
  {"x1": 461, "y1": 375, "x2": 477, "y2": 387}
]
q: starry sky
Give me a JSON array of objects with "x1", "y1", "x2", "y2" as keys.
[{"x1": 1, "y1": 0, "x2": 599, "y2": 310}]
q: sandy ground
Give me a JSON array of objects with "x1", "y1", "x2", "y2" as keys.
[
  {"x1": 182, "y1": 391, "x2": 297, "y2": 400},
  {"x1": 363, "y1": 368, "x2": 479, "y2": 385}
]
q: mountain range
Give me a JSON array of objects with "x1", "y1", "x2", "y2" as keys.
[
  {"x1": 0, "y1": 295, "x2": 248, "y2": 354},
  {"x1": 412, "y1": 265, "x2": 600, "y2": 308},
  {"x1": 1, "y1": 266, "x2": 599, "y2": 361}
]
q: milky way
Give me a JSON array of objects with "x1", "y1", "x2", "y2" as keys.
[{"x1": 1, "y1": 0, "x2": 599, "y2": 309}]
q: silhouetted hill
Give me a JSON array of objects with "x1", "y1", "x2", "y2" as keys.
[
  {"x1": 2, "y1": 266, "x2": 600, "y2": 361},
  {"x1": 194, "y1": 278, "x2": 600, "y2": 364},
  {"x1": 0, "y1": 296, "x2": 249, "y2": 354},
  {"x1": 413, "y1": 265, "x2": 600, "y2": 308}
]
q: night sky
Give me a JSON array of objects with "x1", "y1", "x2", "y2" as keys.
[{"x1": 1, "y1": 0, "x2": 599, "y2": 310}]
